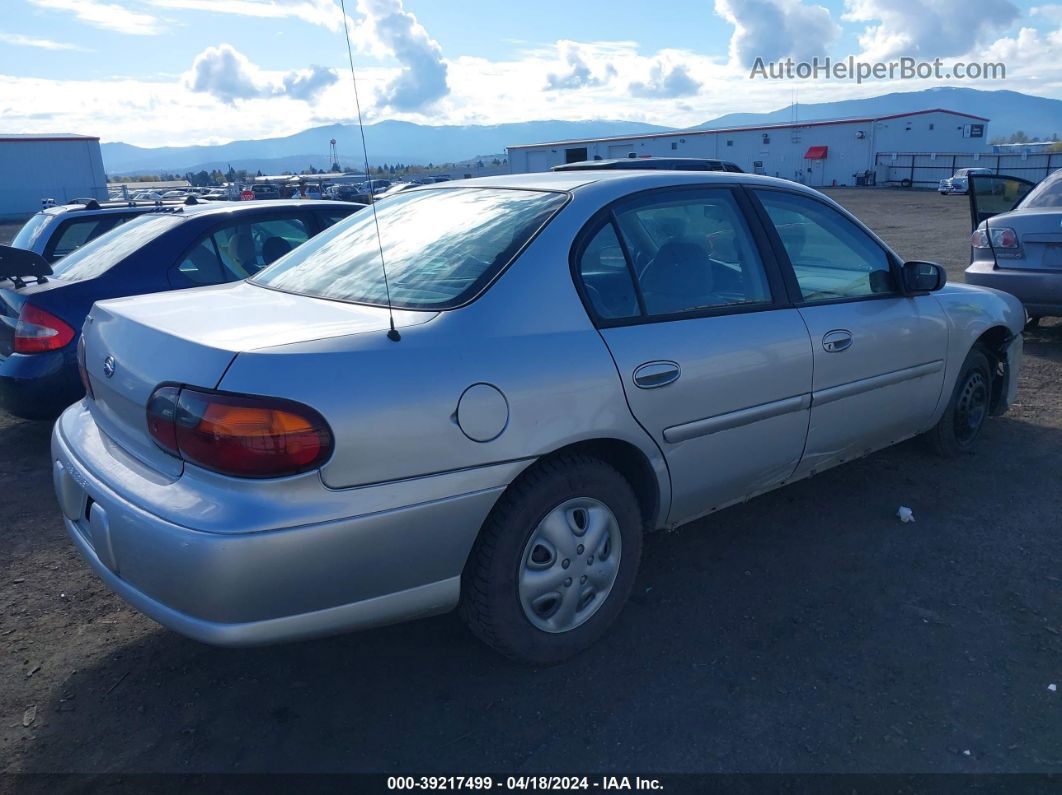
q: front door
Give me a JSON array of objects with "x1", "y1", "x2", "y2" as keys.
[
  {"x1": 574, "y1": 186, "x2": 813, "y2": 526},
  {"x1": 752, "y1": 188, "x2": 949, "y2": 477}
]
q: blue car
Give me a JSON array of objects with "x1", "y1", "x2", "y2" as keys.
[{"x1": 1, "y1": 199, "x2": 360, "y2": 420}]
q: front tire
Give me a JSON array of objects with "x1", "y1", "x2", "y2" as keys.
[
  {"x1": 460, "y1": 454, "x2": 643, "y2": 664},
  {"x1": 925, "y1": 348, "x2": 992, "y2": 457}
]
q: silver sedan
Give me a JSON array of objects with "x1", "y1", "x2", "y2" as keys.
[
  {"x1": 53, "y1": 171, "x2": 1025, "y2": 663},
  {"x1": 965, "y1": 169, "x2": 1062, "y2": 323}
]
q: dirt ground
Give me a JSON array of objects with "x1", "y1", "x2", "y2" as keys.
[{"x1": 1, "y1": 190, "x2": 1060, "y2": 776}]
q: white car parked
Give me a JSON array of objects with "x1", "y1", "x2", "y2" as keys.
[{"x1": 939, "y1": 168, "x2": 993, "y2": 195}]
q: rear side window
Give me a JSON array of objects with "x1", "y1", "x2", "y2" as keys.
[
  {"x1": 212, "y1": 216, "x2": 312, "y2": 278},
  {"x1": 253, "y1": 188, "x2": 567, "y2": 310},
  {"x1": 317, "y1": 209, "x2": 357, "y2": 229},
  {"x1": 756, "y1": 190, "x2": 894, "y2": 301},
  {"x1": 11, "y1": 213, "x2": 51, "y2": 250},
  {"x1": 49, "y1": 215, "x2": 181, "y2": 282},
  {"x1": 1020, "y1": 173, "x2": 1062, "y2": 209},
  {"x1": 174, "y1": 237, "x2": 225, "y2": 285},
  {"x1": 44, "y1": 213, "x2": 139, "y2": 261},
  {"x1": 574, "y1": 188, "x2": 772, "y2": 321},
  {"x1": 613, "y1": 188, "x2": 771, "y2": 317},
  {"x1": 578, "y1": 223, "x2": 640, "y2": 320}
]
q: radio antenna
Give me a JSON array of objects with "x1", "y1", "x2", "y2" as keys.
[{"x1": 339, "y1": 0, "x2": 400, "y2": 342}]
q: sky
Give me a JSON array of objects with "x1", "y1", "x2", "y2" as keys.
[{"x1": 0, "y1": 0, "x2": 1059, "y2": 147}]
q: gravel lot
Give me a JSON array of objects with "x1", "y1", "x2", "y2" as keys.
[{"x1": 1, "y1": 190, "x2": 1060, "y2": 775}]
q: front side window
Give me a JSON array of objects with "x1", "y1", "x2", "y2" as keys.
[
  {"x1": 253, "y1": 188, "x2": 567, "y2": 310},
  {"x1": 756, "y1": 190, "x2": 895, "y2": 302},
  {"x1": 612, "y1": 189, "x2": 772, "y2": 317}
]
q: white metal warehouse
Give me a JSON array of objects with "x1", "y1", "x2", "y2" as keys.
[
  {"x1": 507, "y1": 109, "x2": 990, "y2": 187},
  {"x1": 0, "y1": 134, "x2": 108, "y2": 221}
]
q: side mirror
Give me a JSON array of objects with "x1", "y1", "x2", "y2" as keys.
[{"x1": 902, "y1": 260, "x2": 946, "y2": 294}]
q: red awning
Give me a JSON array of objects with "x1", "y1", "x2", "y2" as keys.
[{"x1": 804, "y1": 146, "x2": 828, "y2": 160}]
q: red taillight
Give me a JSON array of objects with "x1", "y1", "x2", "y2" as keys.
[
  {"x1": 14, "y1": 305, "x2": 75, "y2": 354},
  {"x1": 147, "y1": 386, "x2": 333, "y2": 478},
  {"x1": 76, "y1": 336, "x2": 93, "y2": 399},
  {"x1": 146, "y1": 385, "x2": 180, "y2": 456}
]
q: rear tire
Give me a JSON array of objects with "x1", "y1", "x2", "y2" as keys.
[
  {"x1": 925, "y1": 348, "x2": 992, "y2": 457},
  {"x1": 460, "y1": 454, "x2": 643, "y2": 664},
  {"x1": 1025, "y1": 314, "x2": 1042, "y2": 331}
]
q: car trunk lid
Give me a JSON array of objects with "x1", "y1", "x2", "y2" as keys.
[
  {"x1": 992, "y1": 210, "x2": 1062, "y2": 271},
  {"x1": 81, "y1": 281, "x2": 434, "y2": 476}
]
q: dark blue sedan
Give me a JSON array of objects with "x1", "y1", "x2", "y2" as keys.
[{"x1": 1, "y1": 200, "x2": 360, "y2": 419}]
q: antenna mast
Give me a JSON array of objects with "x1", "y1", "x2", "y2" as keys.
[{"x1": 339, "y1": 0, "x2": 400, "y2": 342}]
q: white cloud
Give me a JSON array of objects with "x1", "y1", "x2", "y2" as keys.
[
  {"x1": 150, "y1": 0, "x2": 448, "y2": 110},
  {"x1": 28, "y1": 0, "x2": 161, "y2": 35},
  {"x1": 630, "y1": 60, "x2": 702, "y2": 98},
  {"x1": 148, "y1": 0, "x2": 345, "y2": 30},
  {"x1": 355, "y1": 0, "x2": 449, "y2": 111},
  {"x1": 978, "y1": 24, "x2": 1062, "y2": 78},
  {"x1": 545, "y1": 41, "x2": 617, "y2": 90},
  {"x1": 0, "y1": 32, "x2": 90, "y2": 51},
  {"x1": 186, "y1": 44, "x2": 337, "y2": 104},
  {"x1": 283, "y1": 64, "x2": 340, "y2": 100},
  {"x1": 3, "y1": 24, "x2": 1060, "y2": 151},
  {"x1": 1031, "y1": 3, "x2": 1062, "y2": 21},
  {"x1": 843, "y1": 0, "x2": 1021, "y2": 59},
  {"x1": 714, "y1": 0, "x2": 841, "y2": 67}
]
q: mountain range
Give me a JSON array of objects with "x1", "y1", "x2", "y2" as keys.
[
  {"x1": 696, "y1": 88, "x2": 1061, "y2": 139},
  {"x1": 101, "y1": 88, "x2": 1061, "y2": 176},
  {"x1": 101, "y1": 120, "x2": 670, "y2": 176}
]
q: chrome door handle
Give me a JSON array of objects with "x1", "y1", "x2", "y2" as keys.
[
  {"x1": 822, "y1": 330, "x2": 853, "y2": 353},
  {"x1": 633, "y1": 361, "x2": 681, "y2": 389}
]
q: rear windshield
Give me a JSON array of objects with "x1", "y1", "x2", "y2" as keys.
[
  {"x1": 1019, "y1": 172, "x2": 1062, "y2": 209},
  {"x1": 11, "y1": 213, "x2": 51, "y2": 250},
  {"x1": 50, "y1": 215, "x2": 181, "y2": 282},
  {"x1": 252, "y1": 187, "x2": 567, "y2": 309}
]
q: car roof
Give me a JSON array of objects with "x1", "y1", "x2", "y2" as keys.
[
  {"x1": 166, "y1": 199, "x2": 351, "y2": 218},
  {"x1": 554, "y1": 157, "x2": 725, "y2": 171},
  {"x1": 439, "y1": 170, "x2": 814, "y2": 194}
]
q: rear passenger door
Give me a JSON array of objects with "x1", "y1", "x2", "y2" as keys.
[
  {"x1": 574, "y1": 186, "x2": 814, "y2": 526},
  {"x1": 168, "y1": 212, "x2": 314, "y2": 288},
  {"x1": 750, "y1": 188, "x2": 949, "y2": 477}
]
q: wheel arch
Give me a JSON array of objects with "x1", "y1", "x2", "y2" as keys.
[
  {"x1": 973, "y1": 324, "x2": 1015, "y2": 415},
  {"x1": 536, "y1": 438, "x2": 666, "y2": 531}
]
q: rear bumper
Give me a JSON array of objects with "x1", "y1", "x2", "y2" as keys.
[
  {"x1": 0, "y1": 348, "x2": 81, "y2": 420},
  {"x1": 52, "y1": 405, "x2": 511, "y2": 646},
  {"x1": 965, "y1": 262, "x2": 1062, "y2": 317}
]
